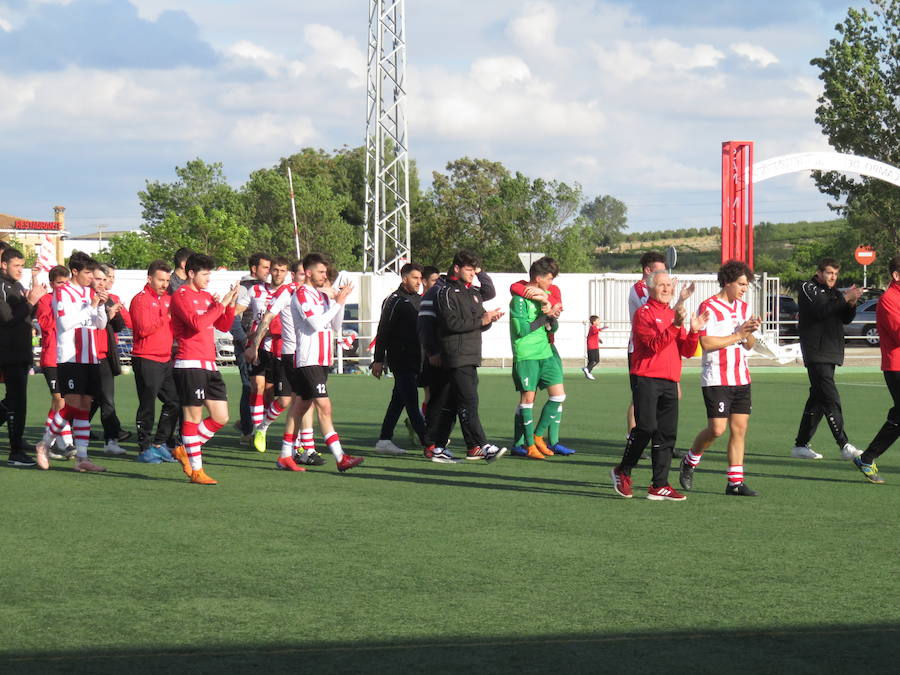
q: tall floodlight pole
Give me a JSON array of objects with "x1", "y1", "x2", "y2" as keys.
[{"x1": 364, "y1": 0, "x2": 411, "y2": 274}]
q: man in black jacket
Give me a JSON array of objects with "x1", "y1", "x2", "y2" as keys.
[
  {"x1": 0, "y1": 248, "x2": 46, "y2": 466},
  {"x1": 421, "y1": 251, "x2": 506, "y2": 463},
  {"x1": 792, "y1": 258, "x2": 863, "y2": 460},
  {"x1": 371, "y1": 263, "x2": 425, "y2": 454}
]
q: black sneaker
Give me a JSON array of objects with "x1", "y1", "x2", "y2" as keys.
[
  {"x1": 117, "y1": 429, "x2": 133, "y2": 442},
  {"x1": 300, "y1": 450, "x2": 327, "y2": 466},
  {"x1": 725, "y1": 482, "x2": 759, "y2": 497},
  {"x1": 679, "y1": 459, "x2": 694, "y2": 491},
  {"x1": 8, "y1": 450, "x2": 37, "y2": 467}
]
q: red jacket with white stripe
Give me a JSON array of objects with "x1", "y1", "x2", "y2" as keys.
[
  {"x1": 171, "y1": 285, "x2": 235, "y2": 370},
  {"x1": 629, "y1": 298, "x2": 699, "y2": 382},
  {"x1": 130, "y1": 284, "x2": 174, "y2": 363},
  {"x1": 878, "y1": 281, "x2": 900, "y2": 371},
  {"x1": 36, "y1": 292, "x2": 57, "y2": 368}
]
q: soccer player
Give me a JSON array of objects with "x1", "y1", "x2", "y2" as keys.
[
  {"x1": 89, "y1": 263, "x2": 131, "y2": 455},
  {"x1": 371, "y1": 262, "x2": 426, "y2": 454},
  {"x1": 130, "y1": 260, "x2": 180, "y2": 463},
  {"x1": 286, "y1": 253, "x2": 363, "y2": 472},
  {"x1": 170, "y1": 253, "x2": 239, "y2": 485},
  {"x1": 36, "y1": 252, "x2": 109, "y2": 472},
  {"x1": 243, "y1": 257, "x2": 294, "y2": 457},
  {"x1": 423, "y1": 250, "x2": 506, "y2": 463},
  {"x1": 509, "y1": 274, "x2": 575, "y2": 456},
  {"x1": 234, "y1": 253, "x2": 273, "y2": 443},
  {"x1": 35, "y1": 265, "x2": 76, "y2": 459},
  {"x1": 610, "y1": 270, "x2": 706, "y2": 500},
  {"x1": 852, "y1": 254, "x2": 900, "y2": 484},
  {"x1": 583, "y1": 315, "x2": 604, "y2": 380},
  {"x1": 678, "y1": 260, "x2": 762, "y2": 496},
  {"x1": 245, "y1": 260, "x2": 320, "y2": 469},
  {"x1": 509, "y1": 257, "x2": 568, "y2": 460},
  {"x1": 0, "y1": 247, "x2": 46, "y2": 467},
  {"x1": 791, "y1": 258, "x2": 863, "y2": 460}
]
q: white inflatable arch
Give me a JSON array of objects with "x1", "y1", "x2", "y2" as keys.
[{"x1": 748, "y1": 152, "x2": 900, "y2": 187}]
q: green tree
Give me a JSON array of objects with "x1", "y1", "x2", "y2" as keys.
[
  {"x1": 101, "y1": 232, "x2": 156, "y2": 269},
  {"x1": 580, "y1": 195, "x2": 628, "y2": 247},
  {"x1": 139, "y1": 158, "x2": 244, "y2": 228},
  {"x1": 810, "y1": 0, "x2": 900, "y2": 281}
]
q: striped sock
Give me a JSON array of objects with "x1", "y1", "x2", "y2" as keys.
[
  {"x1": 59, "y1": 422, "x2": 73, "y2": 448},
  {"x1": 258, "y1": 401, "x2": 286, "y2": 432},
  {"x1": 197, "y1": 418, "x2": 224, "y2": 446},
  {"x1": 281, "y1": 433, "x2": 296, "y2": 458},
  {"x1": 324, "y1": 431, "x2": 344, "y2": 462},
  {"x1": 727, "y1": 465, "x2": 744, "y2": 485},
  {"x1": 182, "y1": 421, "x2": 203, "y2": 470},
  {"x1": 250, "y1": 393, "x2": 264, "y2": 428},
  {"x1": 300, "y1": 428, "x2": 315, "y2": 453},
  {"x1": 72, "y1": 409, "x2": 90, "y2": 459},
  {"x1": 686, "y1": 450, "x2": 703, "y2": 467}
]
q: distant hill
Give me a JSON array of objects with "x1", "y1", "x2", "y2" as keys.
[{"x1": 595, "y1": 219, "x2": 846, "y2": 273}]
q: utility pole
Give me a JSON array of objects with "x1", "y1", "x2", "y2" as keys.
[{"x1": 363, "y1": 0, "x2": 411, "y2": 274}]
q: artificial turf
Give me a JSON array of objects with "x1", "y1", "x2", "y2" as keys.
[{"x1": 1, "y1": 368, "x2": 897, "y2": 673}]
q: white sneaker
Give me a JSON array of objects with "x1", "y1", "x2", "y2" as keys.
[
  {"x1": 482, "y1": 443, "x2": 508, "y2": 463},
  {"x1": 840, "y1": 443, "x2": 863, "y2": 460},
  {"x1": 431, "y1": 448, "x2": 459, "y2": 463},
  {"x1": 104, "y1": 440, "x2": 127, "y2": 456},
  {"x1": 374, "y1": 439, "x2": 406, "y2": 455},
  {"x1": 582, "y1": 367, "x2": 590, "y2": 379},
  {"x1": 586, "y1": 372, "x2": 596, "y2": 381},
  {"x1": 791, "y1": 445, "x2": 823, "y2": 459}
]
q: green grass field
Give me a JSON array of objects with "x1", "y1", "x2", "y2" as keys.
[{"x1": 2, "y1": 368, "x2": 898, "y2": 673}]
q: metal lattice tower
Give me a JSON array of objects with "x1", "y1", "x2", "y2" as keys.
[{"x1": 364, "y1": 0, "x2": 411, "y2": 274}]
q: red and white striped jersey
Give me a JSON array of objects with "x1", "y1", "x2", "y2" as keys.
[
  {"x1": 627, "y1": 279, "x2": 650, "y2": 353},
  {"x1": 53, "y1": 282, "x2": 108, "y2": 364},
  {"x1": 291, "y1": 284, "x2": 344, "y2": 368},
  {"x1": 268, "y1": 282, "x2": 298, "y2": 355},
  {"x1": 699, "y1": 294, "x2": 751, "y2": 387},
  {"x1": 245, "y1": 282, "x2": 276, "y2": 353}
]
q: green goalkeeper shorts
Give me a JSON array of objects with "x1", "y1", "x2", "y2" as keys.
[{"x1": 512, "y1": 356, "x2": 564, "y2": 392}]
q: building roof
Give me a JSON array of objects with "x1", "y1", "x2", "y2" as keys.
[
  {"x1": 68, "y1": 229, "x2": 132, "y2": 240},
  {"x1": 0, "y1": 213, "x2": 27, "y2": 229}
]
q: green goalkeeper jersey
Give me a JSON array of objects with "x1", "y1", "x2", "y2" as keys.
[{"x1": 509, "y1": 293, "x2": 554, "y2": 361}]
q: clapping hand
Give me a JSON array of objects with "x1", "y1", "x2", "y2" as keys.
[{"x1": 690, "y1": 310, "x2": 709, "y2": 333}]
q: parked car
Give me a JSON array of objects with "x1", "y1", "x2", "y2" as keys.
[
  {"x1": 766, "y1": 295, "x2": 799, "y2": 336},
  {"x1": 844, "y1": 298, "x2": 879, "y2": 346}
]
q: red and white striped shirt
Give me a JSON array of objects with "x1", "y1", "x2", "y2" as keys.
[
  {"x1": 699, "y1": 294, "x2": 751, "y2": 387},
  {"x1": 267, "y1": 282, "x2": 298, "y2": 356},
  {"x1": 53, "y1": 282, "x2": 107, "y2": 364},
  {"x1": 292, "y1": 284, "x2": 344, "y2": 368},
  {"x1": 627, "y1": 279, "x2": 650, "y2": 353},
  {"x1": 245, "y1": 282, "x2": 277, "y2": 353}
]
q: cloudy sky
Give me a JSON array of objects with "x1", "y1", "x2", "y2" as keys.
[{"x1": 0, "y1": 0, "x2": 858, "y2": 236}]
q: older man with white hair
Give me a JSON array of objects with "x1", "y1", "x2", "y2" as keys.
[{"x1": 611, "y1": 270, "x2": 707, "y2": 501}]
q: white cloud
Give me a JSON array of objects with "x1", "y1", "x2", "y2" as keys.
[
  {"x1": 471, "y1": 56, "x2": 531, "y2": 91},
  {"x1": 303, "y1": 24, "x2": 365, "y2": 88},
  {"x1": 229, "y1": 113, "x2": 316, "y2": 149},
  {"x1": 593, "y1": 38, "x2": 725, "y2": 82},
  {"x1": 508, "y1": 1, "x2": 558, "y2": 49},
  {"x1": 225, "y1": 39, "x2": 306, "y2": 78},
  {"x1": 0, "y1": 16, "x2": 12, "y2": 32},
  {"x1": 730, "y1": 42, "x2": 779, "y2": 67}
]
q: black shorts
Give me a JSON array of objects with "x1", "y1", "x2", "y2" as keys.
[
  {"x1": 587, "y1": 348, "x2": 600, "y2": 362},
  {"x1": 273, "y1": 355, "x2": 294, "y2": 398},
  {"x1": 58, "y1": 363, "x2": 101, "y2": 397},
  {"x1": 249, "y1": 349, "x2": 273, "y2": 378},
  {"x1": 174, "y1": 368, "x2": 228, "y2": 407},
  {"x1": 291, "y1": 365, "x2": 329, "y2": 400},
  {"x1": 43, "y1": 366, "x2": 60, "y2": 394},
  {"x1": 702, "y1": 384, "x2": 752, "y2": 418}
]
